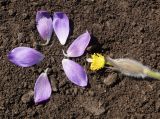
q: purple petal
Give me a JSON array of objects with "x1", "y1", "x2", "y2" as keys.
[
  {"x1": 53, "y1": 12, "x2": 69, "y2": 45},
  {"x1": 34, "y1": 72, "x2": 51, "y2": 104},
  {"x1": 66, "y1": 31, "x2": 90, "y2": 57},
  {"x1": 37, "y1": 16, "x2": 53, "y2": 41},
  {"x1": 8, "y1": 47, "x2": 44, "y2": 67},
  {"x1": 36, "y1": 10, "x2": 51, "y2": 23},
  {"x1": 62, "y1": 59, "x2": 88, "y2": 87}
]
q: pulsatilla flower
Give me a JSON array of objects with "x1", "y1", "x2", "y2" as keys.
[
  {"x1": 8, "y1": 11, "x2": 91, "y2": 104},
  {"x1": 87, "y1": 53, "x2": 105, "y2": 71}
]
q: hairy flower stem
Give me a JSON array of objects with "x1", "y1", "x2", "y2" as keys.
[
  {"x1": 144, "y1": 69, "x2": 160, "y2": 80},
  {"x1": 106, "y1": 56, "x2": 160, "y2": 80}
]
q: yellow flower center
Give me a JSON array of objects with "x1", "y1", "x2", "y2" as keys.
[{"x1": 90, "y1": 53, "x2": 105, "y2": 71}]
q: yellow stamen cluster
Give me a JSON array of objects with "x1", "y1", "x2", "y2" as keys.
[{"x1": 90, "y1": 53, "x2": 105, "y2": 71}]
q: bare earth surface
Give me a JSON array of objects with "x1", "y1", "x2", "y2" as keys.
[{"x1": 0, "y1": 0, "x2": 160, "y2": 118}]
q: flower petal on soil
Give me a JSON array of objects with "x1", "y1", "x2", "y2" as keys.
[
  {"x1": 62, "y1": 59, "x2": 88, "y2": 87},
  {"x1": 37, "y1": 15, "x2": 53, "y2": 42},
  {"x1": 53, "y1": 12, "x2": 69, "y2": 45},
  {"x1": 34, "y1": 72, "x2": 51, "y2": 104},
  {"x1": 66, "y1": 30, "x2": 90, "y2": 57},
  {"x1": 8, "y1": 47, "x2": 44, "y2": 67}
]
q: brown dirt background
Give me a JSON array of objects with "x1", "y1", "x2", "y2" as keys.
[{"x1": 1, "y1": 0, "x2": 160, "y2": 118}]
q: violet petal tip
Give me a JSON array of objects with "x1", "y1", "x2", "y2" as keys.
[{"x1": 36, "y1": 10, "x2": 51, "y2": 23}]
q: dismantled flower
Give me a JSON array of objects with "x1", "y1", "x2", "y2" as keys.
[
  {"x1": 62, "y1": 59, "x2": 88, "y2": 87},
  {"x1": 64, "y1": 31, "x2": 91, "y2": 57},
  {"x1": 87, "y1": 53, "x2": 105, "y2": 71},
  {"x1": 36, "y1": 11, "x2": 53, "y2": 45},
  {"x1": 8, "y1": 47, "x2": 44, "y2": 67},
  {"x1": 34, "y1": 68, "x2": 52, "y2": 104},
  {"x1": 53, "y1": 12, "x2": 69, "y2": 45}
]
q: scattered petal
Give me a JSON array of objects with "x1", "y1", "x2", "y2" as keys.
[
  {"x1": 34, "y1": 70, "x2": 52, "y2": 104},
  {"x1": 8, "y1": 47, "x2": 44, "y2": 67},
  {"x1": 36, "y1": 10, "x2": 51, "y2": 23},
  {"x1": 37, "y1": 16, "x2": 53, "y2": 44},
  {"x1": 66, "y1": 31, "x2": 91, "y2": 57},
  {"x1": 62, "y1": 59, "x2": 88, "y2": 87},
  {"x1": 53, "y1": 12, "x2": 69, "y2": 45}
]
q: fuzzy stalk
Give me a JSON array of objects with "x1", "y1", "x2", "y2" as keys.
[{"x1": 144, "y1": 69, "x2": 160, "y2": 80}]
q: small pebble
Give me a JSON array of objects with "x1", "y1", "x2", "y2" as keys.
[
  {"x1": 8, "y1": 9, "x2": 16, "y2": 16},
  {"x1": 51, "y1": 57, "x2": 56, "y2": 63},
  {"x1": 155, "y1": 99, "x2": 160, "y2": 112},
  {"x1": 22, "y1": 13, "x2": 29, "y2": 20},
  {"x1": 80, "y1": 89, "x2": 84, "y2": 94},
  {"x1": 138, "y1": 39, "x2": 143, "y2": 44},
  {"x1": 86, "y1": 45, "x2": 99, "y2": 52},
  {"x1": 83, "y1": 116, "x2": 91, "y2": 119},
  {"x1": 12, "y1": 107, "x2": 19, "y2": 116},
  {"x1": 52, "y1": 67, "x2": 58, "y2": 74},
  {"x1": 31, "y1": 2, "x2": 38, "y2": 6},
  {"x1": 88, "y1": 90, "x2": 95, "y2": 97},
  {"x1": 50, "y1": 79, "x2": 58, "y2": 92},
  {"x1": 37, "y1": 68, "x2": 43, "y2": 73},
  {"x1": 131, "y1": 21, "x2": 137, "y2": 27},
  {"x1": 59, "y1": 79, "x2": 67, "y2": 88},
  {"x1": 17, "y1": 33, "x2": 24, "y2": 42},
  {"x1": 0, "y1": 99, "x2": 5, "y2": 110},
  {"x1": 157, "y1": 90, "x2": 160, "y2": 97},
  {"x1": 73, "y1": 88, "x2": 78, "y2": 95},
  {"x1": 139, "y1": 27, "x2": 145, "y2": 33},
  {"x1": 21, "y1": 90, "x2": 34, "y2": 103},
  {"x1": 47, "y1": 68, "x2": 53, "y2": 75},
  {"x1": 86, "y1": 46, "x2": 93, "y2": 51},
  {"x1": 28, "y1": 19, "x2": 35, "y2": 30},
  {"x1": 23, "y1": 82, "x2": 28, "y2": 88},
  {"x1": 103, "y1": 73, "x2": 117, "y2": 86},
  {"x1": 65, "y1": 90, "x2": 70, "y2": 95},
  {"x1": 80, "y1": 97, "x2": 105, "y2": 116}
]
